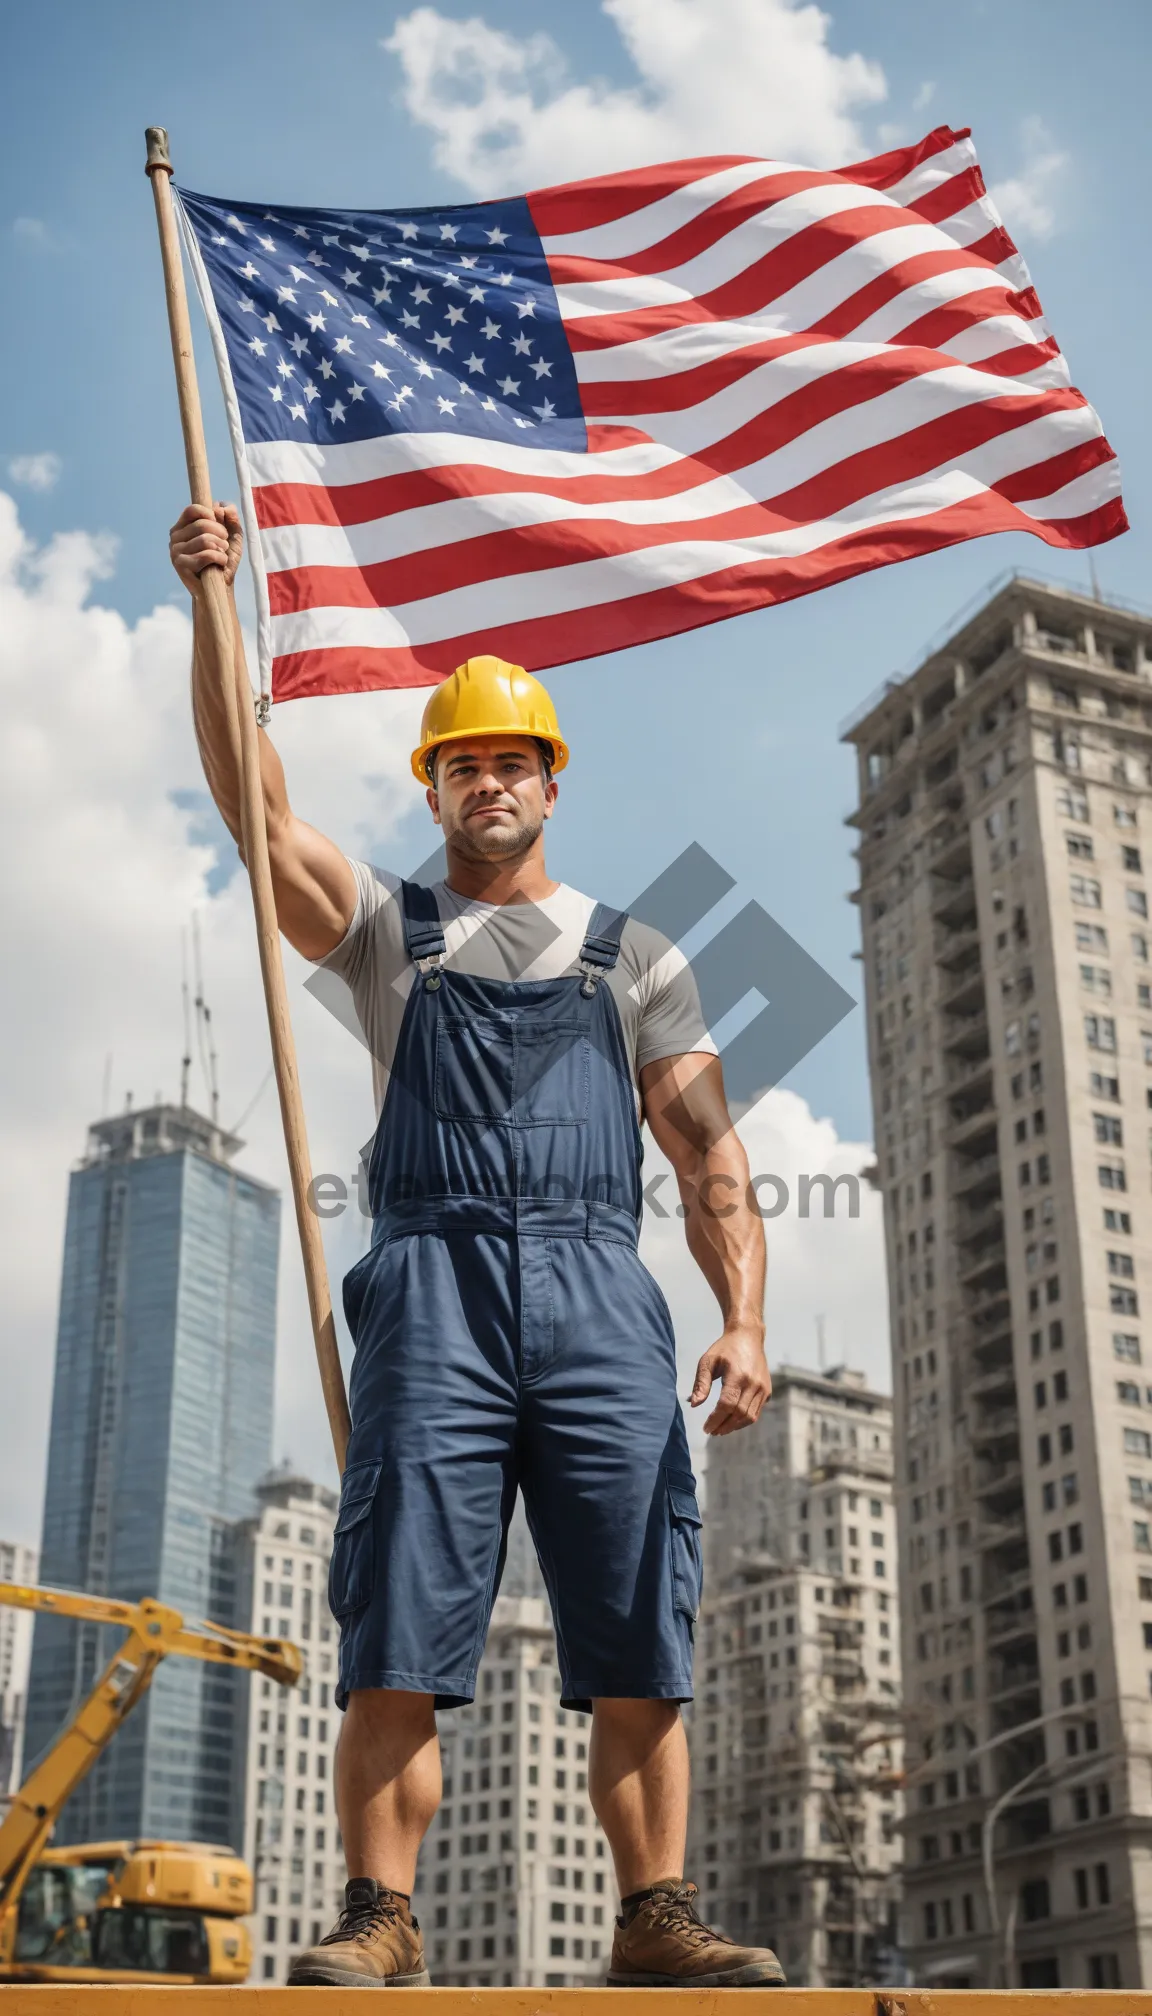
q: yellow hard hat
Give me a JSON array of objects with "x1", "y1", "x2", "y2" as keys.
[{"x1": 410, "y1": 655, "x2": 569, "y2": 783}]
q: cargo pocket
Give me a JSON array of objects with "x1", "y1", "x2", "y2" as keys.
[
  {"x1": 666, "y1": 1472, "x2": 704, "y2": 1627},
  {"x1": 328, "y1": 1459, "x2": 383, "y2": 1619}
]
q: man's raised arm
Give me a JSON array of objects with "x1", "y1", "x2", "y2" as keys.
[{"x1": 169, "y1": 502, "x2": 357, "y2": 960}]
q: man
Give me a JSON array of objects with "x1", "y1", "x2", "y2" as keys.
[{"x1": 170, "y1": 501, "x2": 784, "y2": 1991}]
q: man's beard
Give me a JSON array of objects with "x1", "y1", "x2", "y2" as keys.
[{"x1": 447, "y1": 806, "x2": 545, "y2": 864}]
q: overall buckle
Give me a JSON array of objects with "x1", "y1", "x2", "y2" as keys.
[
  {"x1": 417, "y1": 952, "x2": 443, "y2": 992},
  {"x1": 579, "y1": 958, "x2": 606, "y2": 998}
]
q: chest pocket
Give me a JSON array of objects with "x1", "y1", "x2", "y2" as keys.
[{"x1": 435, "y1": 1016, "x2": 589, "y2": 1126}]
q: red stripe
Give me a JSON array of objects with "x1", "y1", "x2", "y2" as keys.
[
  {"x1": 270, "y1": 481, "x2": 1125, "y2": 704},
  {"x1": 889, "y1": 284, "x2": 1029, "y2": 352},
  {"x1": 967, "y1": 225, "x2": 1021, "y2": 270},
  {"x1": 546, "y1": 169, "x2": 842, "y2": 284},
  {"x1": 810, "y1": 245, "x2": 1014, "y2": 347},
  {"x1": 908, "y1": 163, "x2": 985, "y2": 226},
  {"x1": 266, "y1": 392, "x2": 1098, "y2": 617},
  {"x1": 527, "y1": 157, "x2": 755, "y2": 238},
  {"x1": 836, "y1": 126, "x2": 970, "y2": 193},
  {"x1": 964, "y1": 335, "x2": 1062, "y2": 382},
  {"x1": 993, "y1": 433, "x2": 1116, "y2": 504}
]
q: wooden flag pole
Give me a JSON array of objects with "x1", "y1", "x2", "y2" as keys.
[{"x1": 144, "y1": 125, "x2": 351, "y2": 1474}]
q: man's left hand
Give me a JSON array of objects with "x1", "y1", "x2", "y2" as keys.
[{"x1": 690, "y1": 1324, "x2": 772, "y2": 1436}]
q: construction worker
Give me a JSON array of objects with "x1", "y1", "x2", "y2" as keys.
[{"x1": 170, "y1": 502, "x2": 784, "y2": 1991}]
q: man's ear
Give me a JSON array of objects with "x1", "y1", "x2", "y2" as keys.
[
  {"x1": 542, "y1": 778, "x2": 558, "y2": 821},
  {"x1": 426, "y1": 785, "x2": 442, "y2": 827}
]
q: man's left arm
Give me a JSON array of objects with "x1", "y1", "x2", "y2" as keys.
[{"x1": 640, "y1": 1051, "x2": 771, "y2": 1436}]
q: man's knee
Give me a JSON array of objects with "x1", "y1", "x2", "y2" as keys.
[
  {"x1": 592, "y1": 1697, "x2": 684, "y2": 1734},
  {"x1": 342, "y1": 1688, "x2": 437, "y2": 1738}
]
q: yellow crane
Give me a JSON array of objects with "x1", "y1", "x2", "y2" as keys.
[{"x1": 0, "y1": 1579, "x2": 302, "y2": 1983}]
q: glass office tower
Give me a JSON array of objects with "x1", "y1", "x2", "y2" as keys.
[{"x1": 24, "y1": 1102, "x2": 280, "y2": 1845}]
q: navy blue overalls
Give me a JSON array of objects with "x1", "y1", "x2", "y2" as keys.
[{"x1": 329, "y1": 882, "x2": 703, "y2": 1712}]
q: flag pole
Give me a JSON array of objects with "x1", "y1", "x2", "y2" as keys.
[{"x1": 144, "y1": 125, "x2": 351, "y2": 1474}]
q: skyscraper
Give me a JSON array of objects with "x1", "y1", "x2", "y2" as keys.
[
  {"x1": 24, "y1": 1101, "x2": 279, "y2": 1846},
  {"x1": 845, "y1": 576, "x2": 1152, "y2": 1989},
  {"x1": 688, "y1": 1365, "x2": 902, "y2": 1984}
]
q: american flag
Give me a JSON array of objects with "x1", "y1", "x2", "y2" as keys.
[{"x1": 177, "y1": 125, "x2": 1125, "y2": 705}]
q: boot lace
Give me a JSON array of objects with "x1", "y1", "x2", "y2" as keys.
[
  {"x1": 644, "y1": 1882, "x2": 724, "y2": 1949},
  {"x1": 321, "y1": 1891, "x2": 404, "y2": 1948}
]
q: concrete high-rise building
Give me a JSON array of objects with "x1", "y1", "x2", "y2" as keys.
[
  {"x1": 689, "y1": 1365, "x2": 902, "y2": 1984},
  {"x1": 236, "y1": 1469, "x2": 343, "y2": 1984},
  {"x1": 413, "y1": 1592, "x2": 618, "y2": 1989},
  {"x1": 24, "y1": 1101, "x2": 279, "y2": 1846},
  {"x1": 0, "y1": 1540, "x2": 38, "y2": 1797},
  {"x1": 845, "y1": 576, "x2": 1152, "y2": 1990}
]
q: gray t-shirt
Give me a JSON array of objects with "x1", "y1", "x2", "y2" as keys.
[{"x1": 315, "y1": 860, "x2": 716, "y2": 1116}]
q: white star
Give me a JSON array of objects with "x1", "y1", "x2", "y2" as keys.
[
  {"x1": 329, "y1": 398, "x2": 346, "y2": 422},
  {"x1": 269, "y1": 384, "x2": 284, "y2": 403},
  {"x1": 467, "y1": 285, "x2": 486, "y2": 305},
  {"x1": 446, "y1": 304, "x2": 466, "y2": 326},
  {"x1": 349, "y1": 242, "x2": 370, "y2": 259},
  {"x1": 289, "y1": 333, "x2": 310, "y2": 357},
  {"x1": 342, "y1": 267, "x2": 362, "y2": 287},
  {"x1": 240, "y1": 261, "x2": 260, "y2": 280},
  {"x1": 258, "y1": 234, "x2": 276, "y2": 252},
  {"x1": 211, "y1": 233, "x2": 228, "y2": 246},
  {"x1": 227, "y1": 213, "x2": 247, "y2": 234},
  {"x1": 401, "y1": 309, "x2": 421, "y2": 329},
  {"x1": 371, "y1": 361, "x2": 393, "y2": 380},
  {"x1": 464, "y1": 352, "x2": 486, "y2": 375},
  {"x1": 303, "y1": 380, "x2": 319, "y2": 402},
  {"x1": 430, "y1": 330, "x2": 452, "y2": 353},
  {"x1": 443, "y1": 271, "x2": 463, "y2": 291},
  {"x1": 307, "y1": 251, "x2": 327, "y2": 268},
  {"x1": 289, "y1": 264, "x2": 309, "y2": 282},
  {"x1": 498, "y1": 374, "x2": 520, "y2": 395},
  {"x1": 399, "y1": 222, "x2": 418, "y2": 241},
  {"x1": 486, "y1": 225, "x2": 508, "y2": 246},
  {"x1": 412, "y1": 283, "x2": 432, "y2": 305},
  {"x1": 397, "y1": 255, "x2": 414, "y2": 269},
  {"x1": 531, "y1": 357, "x2": 553, "y2": 379},
  {"x1": 351, "y1": 312, "x2": 371, "y2": 329},
  {"x1": 292, "y1": 225, "x2": 310, "y2": 239},
  {"x1": 415, "y1": 357, "x2": 435, "y2": 378},
  {"x1": 319, "y1": 289, "x2": 339, "y2": 307},
  {"x1": 458, "y1": 254, "x2": 478, "y2": 269},
  {"x1": 512, "y1": 414, "x2": 534, "y2": 428},
  {"x1": 481, "y1": 317, "x2": 501, "y2": 341},
  {"x1": 276, "y1": 286, "x2": 297, "y2": 304},
  {"x1": 334, "y1": 335, "x2": 354, "y2": 355},
  {"x1": 288, "y1": 401, "x2": 306, "y2": 420},
  {"x1": 480, "y1": 394, "x2": 498, "y2": 411},
  {"x1": 322, "y1": 233, "x2": 342, "y2": 247},
  {"x1": 238, "y1": 296, "x2": 257, "y2": 314},
  {"x1": 372, "y1": 284, "x2": 393, "y2": 306},
  {"x1": 436, "y1": 395, "x2": 457, "y2": 413},
  {"x1": 512, "y1": 332, "x2": 533, "y2": 356},
  {"x1": 263, "y1": 212, "x2": 280, "y2": 222},
  {"x1": 457, "y1": 378, "x2": 475, "y2": 396},
  {"x1": 349, "y1": 382, "x2": 366, "y2": 401},
  {"x1": 262, "y1": 312, "x2": 281, "y2": 332},
  {"x1": 277, "y1": 357, "x2": 295, "y2": 378},
  {"x1": 496, "y1": 271, "x2": 514, "y2": 287},
  {"x1": 319, "y1": 357, "x2": 335, "y2": 379},
  {"x1": 439, "y1": 223, "x2": 458, "y2": 241},
  {"x1": 248, "y1": 336, "x2": 267, "y2": 356},
  {"x1": 307, "y1": 311, "x2": 327, "y2": 332},
  {"x1": 517, "y1": 296, "x2": 537, "y2": 319},
  {"x1": 533, "y1": 397, "x2": 557, "y2": 418},
  {"x1": 380, "y1": 330, "x2": 400, "y2": 348}
]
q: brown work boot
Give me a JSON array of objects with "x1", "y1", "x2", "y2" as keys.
[
  {"x1": 608, "y1": 1877, "x2": 786, "y2": 1987},
  {"x1": 287, "y1": 1878, "x2": 430, "y2": 1987}
]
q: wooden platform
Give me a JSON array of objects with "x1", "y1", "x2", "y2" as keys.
[{"x1": 0, "y1": 1991, "x2": 1149, "y2": 2011}]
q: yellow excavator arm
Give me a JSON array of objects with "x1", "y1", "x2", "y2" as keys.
[{"x1": 0, "y1": 1580, "x2": 301, "y2": 1968}]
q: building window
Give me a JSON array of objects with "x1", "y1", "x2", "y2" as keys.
[
  {"x1": 1089, "y1": 1956, "x2": 1121, "y2": 1989},
  {"x1": 1099, "y1": 1163, "x2": 1127, "y2": 1191},
  {"x1": 1128, "y1": 888, "x2": 1149, "y2": 919},
  {"x1": 1085, "y1": 1014, "x2": 1117, "y2": 1051},
  {"x1": 1020, "y1": 1878, "x2": 1050, "y2": 1923},
  {"x1": 1072, "y1": 877, "x2": 1103, "y2": 909}
]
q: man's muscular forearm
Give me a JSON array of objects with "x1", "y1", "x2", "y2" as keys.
[{"x1": 190, "y1": 595, "x2": 292, "y2": 853}]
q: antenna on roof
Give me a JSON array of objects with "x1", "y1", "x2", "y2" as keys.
[
  {"x1": 101, "y1": 1052, "x2": 113, "y2": 1118},
  {"x1": 1088, "y1": 551, "x2": 1103, "y2": 604},
  {"x1": 815, "y1": 1313, "x2": 826, "y2": 1373},
  {"x1": 191, "y1": 912, "x2": 220, "y2": 1125},
  {"x1": 180, "y1": 930, "x2": 193, "y2": 1110}
]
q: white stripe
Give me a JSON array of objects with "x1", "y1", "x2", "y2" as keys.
[
  {"x1": 555, "y1": 179, "x2": 906, "y2": 321},
  {"x1": 883, "y1": 135, "x2": 977, "y2": 209},
  {"x1": 539, "y1": 158, "x2": 780, "y2": 262},
  {"x1": 1010, "y1": 459, "x2": 1122, "y2": 520},
  {"x1": 849, "y1": 259, "x2": 1023, "y2": 345},
  {"x1": 246, "y1": 429, "x2": 680, "y2": 491}
]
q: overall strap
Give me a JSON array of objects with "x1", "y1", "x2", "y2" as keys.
[
  {"x1": 577, "y1": 903, "x2": 629, "y2": 995},
  {"x1": 399, "y1": 880, "x2": 446, "y2": 982}
]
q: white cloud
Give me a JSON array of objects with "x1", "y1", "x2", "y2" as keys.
[
  {"x1": 7, "y1": 453, "x2": 61, "y2": 493},
  {"x1": 385, "y1": 0, "x2": 887, "y2": 193},
  {"x1": 987, "y1": 114, "x2": 1069, "y2": 245},
  {"x1": 12, "y1": 217, "x2": 48, "y2": 244},
  {"x1": 912, "y1": 80, "x2": 936, "y2": 113}
]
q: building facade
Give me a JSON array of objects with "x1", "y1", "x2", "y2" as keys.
[
  {"x1": 846, "y1": 576, "x2": 1152, "y2": 1988},
  {"x1": 24, "y1": 1101, "x2": 279, "y2": 1846},
  {"x1": 237, "y1": 1469, "x2": 344, "y2": 1984},
  {"x1": 689, "y1": 1365, "x2": 902, "y2": 1984},
  {"x1": 413, "y1": 1592, "x2": 618, "y2": 1988},
  {"x1": 0, "y1": 1540, "x2": 38, "y2": 1797}
]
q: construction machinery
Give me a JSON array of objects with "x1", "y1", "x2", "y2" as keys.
[{"x1": 0, "y1": 1578, "x2": 302, "y2": 1983}]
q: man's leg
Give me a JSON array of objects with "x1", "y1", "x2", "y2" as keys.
[
  {"x1": 589, "y1": 1698, "x2": 688, "y2": 1893},
  {"x1": 336, "y1": 1688, "x2": 440, "y2": 1892}
]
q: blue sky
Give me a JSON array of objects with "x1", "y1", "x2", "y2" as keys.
[{"x1": 3, "y1": 0, "x2": 1147, "y2": 1145}]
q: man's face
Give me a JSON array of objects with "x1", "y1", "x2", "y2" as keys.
[{"x1": 428, "y1": 735, "x2": 557, "y2": 863}]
